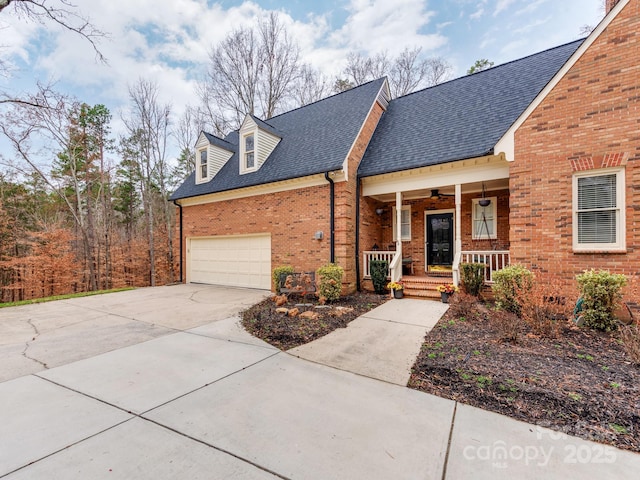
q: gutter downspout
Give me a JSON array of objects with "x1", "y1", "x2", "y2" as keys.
[
  {"x1": 173, "y1": 200, "x2": 183, "y2": 283},
  {"x1": 324, "y1": 171, "x2": 335, "y2": 263},
  {"x1": 355, "y1": 177, "x2": 361, "y2": 291}
]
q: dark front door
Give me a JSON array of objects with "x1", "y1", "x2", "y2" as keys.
[{"x1": 426, "y1": 213, "x2": 454, "y2": 269}]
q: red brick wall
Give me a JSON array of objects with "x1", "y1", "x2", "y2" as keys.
[
  {"x1": 511, "y1": 0, "x2": 640, "y2": 281},
  {"x1": 180, "y1": 185, "x2": 330, "y2": 289},
  {"x1": 176, "y1": 101, "x2": 386, "y2": 293},
  {"x1": 334, "y1": 102, "x2": 385, "y2": 292}
]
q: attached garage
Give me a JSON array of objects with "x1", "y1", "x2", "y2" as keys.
[{"x1": 187, "y1": 235, "x2": 271, "y2": 290}]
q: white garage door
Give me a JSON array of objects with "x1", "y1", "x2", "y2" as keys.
[{"x1": 188, "y1": 235, "x2": 271, "y2": 290}]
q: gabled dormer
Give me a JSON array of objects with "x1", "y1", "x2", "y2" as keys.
[
  {"x1": 195, "y1": 131, "x2": 235, "y2": 184},
  {"x1": 238, "y1": 115, "x2": 282, "y2": 175}
]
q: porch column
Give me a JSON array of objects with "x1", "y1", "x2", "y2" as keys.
[
  {"x1": 395, "y1": 191, "x2": 403, "y2": 260},
  {"x1": 454, "y1": 184, "x2": 462, "y2": 285}
]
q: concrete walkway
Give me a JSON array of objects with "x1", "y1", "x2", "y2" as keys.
[
  {"x1": 1, "y1": 287, "x2": 639, "y2": 479},
  {"x1": 289, "y1": 298, "x2": 448, "y2": 385}
]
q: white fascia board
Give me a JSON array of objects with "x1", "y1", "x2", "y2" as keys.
[
  {"x1": 361, "y1": 155, "x2": 509, "y2": 197},
  {"x1": 177, "y1": 172, "x2": 344, "y2": 207},
  {"x1": 494, "y1": 0, "x2": 629, "y2": 162}
]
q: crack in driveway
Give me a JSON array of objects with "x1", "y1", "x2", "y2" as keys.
[{"x1": 22, "y1": 318, "x2": 48, "y2": 369}]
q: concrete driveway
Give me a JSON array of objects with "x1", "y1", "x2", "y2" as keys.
[
  {"x1": 1, "y1": 286, "x2": 639, "y2": 479},
  {"x1": 0, "y1": 284, "x2": 268, "y2": 383}
]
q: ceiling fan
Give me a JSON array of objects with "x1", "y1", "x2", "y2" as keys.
[{"x1": 429, "y1": 189, "x2": 454, "y2": 199}]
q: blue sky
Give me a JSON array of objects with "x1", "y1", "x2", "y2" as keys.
[{"x1": 0, "y1": 0, "x2": 605, "y2": 162}]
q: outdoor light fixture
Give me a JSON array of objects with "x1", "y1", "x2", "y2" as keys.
[
  {"x1": 314, "y1": 231, "x2": 324, "y2": 240},
  {"x1": 375, "y1": 208, "x2": 385, "y2": 215}
]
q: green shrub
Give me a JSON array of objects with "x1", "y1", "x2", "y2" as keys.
[
  {"x1": 492, "y1": 264, "x2": 533, "y2": 315},
  {"x1": 317, "y1": 263, "x2": 344, "y2": 302},
  {"x1": 272, "y1": 265, "x2": 294, "y2": 293},
  {"x1": 460, "y1": 262, "x2": 486, "y2": 297},
  {"x1": 369, "y1": 260, "x2": 389, "y2": 294},
  {"x1": 576, "y1": 269, "x2": 626, "y2": 331}
]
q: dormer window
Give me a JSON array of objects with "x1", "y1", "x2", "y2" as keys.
[
  {"x1": 199, "y1": 149, "x2": 208, "y2": 179},
  {"x1": 238, "y1": 115, "x2": 281, "y2": 174},
  {"x1": 244, "y1": 133, "x2": 255, "y2": 171}
]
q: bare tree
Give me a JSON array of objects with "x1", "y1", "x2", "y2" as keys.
[
  {"x1": 197, "y1": 11, "x2": 303, "y2": 132},
  {"x1": 292, "y1": 64, "x2": 332, "y2": 106},
  {"x1": 343, "y1": 51, "x2": 391, "y2": 87},
  {"x1": 342, "y1": 47, "x2": 452, "y2": 98},
  {"x1": 0, "y1": 86, "x2": 111, "y2": 290},
  {"x1": 0, "y1": 0, "x2": 106, "y2": 106},
  {"x1": 122, "y1": 79, "x2": 173, "y2": 286},
  {"x1": 171, "y1": 105, "x2": 205, "y2": 186},
  {"x1": 0, "y1": 0, "x2": 106, "y2": 67}
]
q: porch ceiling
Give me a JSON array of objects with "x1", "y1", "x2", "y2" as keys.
[{"x1": 361, "y1": 155, "x2": 510, "y2": 202}]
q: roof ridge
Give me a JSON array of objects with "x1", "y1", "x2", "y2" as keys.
[
  {"x1": 267, "y1": 77, "x2": 387, "y2": 121},
  {"x1": 394, "y1": 38, "x2": 586, "y2": 102}
]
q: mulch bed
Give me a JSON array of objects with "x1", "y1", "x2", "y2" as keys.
[
  {"x1": 241, "y1": 292, "x2": 388, "y2": 350},
  {"x1": 408, "y1": 301, "x2": 640, "y2": 453}
]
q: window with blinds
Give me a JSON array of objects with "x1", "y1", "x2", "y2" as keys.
[{"x1": 573, "y1": 169, "x2": 625, "y2": 251}]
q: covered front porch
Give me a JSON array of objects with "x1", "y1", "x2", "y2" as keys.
[{"x1": 359, "y1": 155, "x2": 511, "y2": 296}]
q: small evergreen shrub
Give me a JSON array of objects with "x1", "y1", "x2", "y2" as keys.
[
  {"x1": 272, "y1": 265, "x2": 294, "y2": 293},
  {"x1": 460, "y1": 262, "x2": 486, "y2": 297},
  {"x1": 317, "y1": 263, "x2": 344, "y2": 302},
  {"x1": 369, "y1": 259, "x2": 389, "y2": 294},
  {"x1": 492, "y1": 264, "x2": 533, "y2": 315},
  {"x1": 576, "y1": 269, "x2": 626, "y2": 331}
]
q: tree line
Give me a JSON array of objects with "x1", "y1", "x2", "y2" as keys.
[{"x1": 0, "y1": 3, "x2": 456, "y2": 301}]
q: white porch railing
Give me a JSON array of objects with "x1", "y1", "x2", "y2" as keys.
[
  {"x1": 460, "y1": 250, "x2": 510, "y2": 283},
  {"x1": 363, "y1": 251, "x2": 396, "y2": 279},
  {"x1": 389, "y1": 251, "x2": 402, "y2": 282}
]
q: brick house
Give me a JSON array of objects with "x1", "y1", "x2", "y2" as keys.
[{"x1": 171, "y1": 0, "x2": 638, "y2": 296}]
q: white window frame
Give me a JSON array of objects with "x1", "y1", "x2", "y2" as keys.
[
  {"x1": 472, "y1": 197, "x2": 497, "y2": 240},
  {"x1": 196, "y1": 148, "x2": 208, "y2": 183},
  {"x1": 573, "y1": 167, "x2": 625, "y2": 252},
  {"x1": 392, "y1": 206, "x2": 411, "y2": 241},
  {"x1": 241, "y1": 132, "x2": 257, "y2": 174}
]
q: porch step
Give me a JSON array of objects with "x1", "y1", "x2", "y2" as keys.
[{"x1": 402, "y1": 275, "x2": 453, "y2": 300}]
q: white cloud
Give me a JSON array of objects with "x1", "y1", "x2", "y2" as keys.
[
  {"x1": 494, "y1": 0, "x2": 516, "y2": 16},
  {"x1": 470, "y1": 8, "x2": 485, "y2": 19},
  {"x1": 329, "y1": 0, "x2": 446, "y2": 55},
  {"x1": 515, "y1": 0, "x2": 550, "y2": 16}
]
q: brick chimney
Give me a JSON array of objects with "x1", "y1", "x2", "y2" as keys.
[{"x1": 606, "y1": 0, "x2": 621, "y2": 14}]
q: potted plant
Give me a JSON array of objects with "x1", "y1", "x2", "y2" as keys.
[
  {"x1": 436, "y1": 283, "x2": 458, "y2": 303},
  {"x1": 387, "y1": 281, "x2": 404, "y2": 299}
]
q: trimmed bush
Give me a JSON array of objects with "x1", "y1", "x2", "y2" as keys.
[
  {"x1": 272, "y1": 265, "x2": 294, "y2": 293},
  {"x1": 576, "y1": 269, "x2": 626, "y2": 331},
  {"x1": 369, "y1": 259, "x2": 389, "y2": 294},
  {"x1": 492, "y1": 264, "x2": 533, "y2": 315},
  {"x1": 460, "y1": 262, "x2": 486, "y2": 297},
  {"x1": 317, "y1": 263, "x2": 344, "y2": 302}
]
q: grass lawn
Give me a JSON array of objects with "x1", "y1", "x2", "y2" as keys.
[{"x1": 0, "y1": 287, "x2": 135, "y2": 309}]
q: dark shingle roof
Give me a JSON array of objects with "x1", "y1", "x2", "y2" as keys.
[
  {"x1": 357, "y1": 39, "x2": 584, "y2": 178},
  {"x1": 171, "y1": 78, "x2": 386, "y2": 200},
  {"x1": 202, "y1": 132, "x2": 235, "y2": 152}
]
